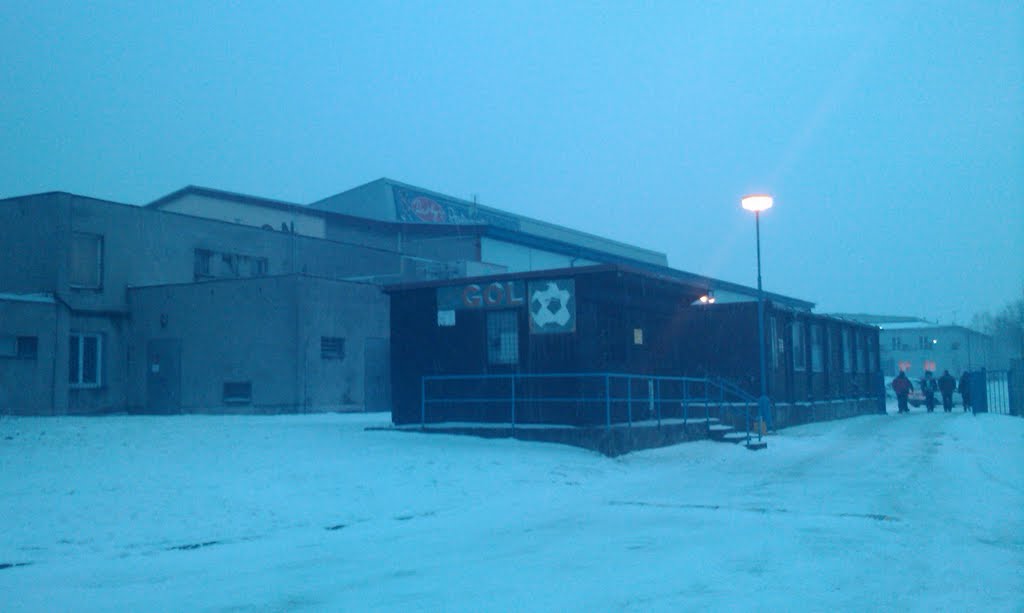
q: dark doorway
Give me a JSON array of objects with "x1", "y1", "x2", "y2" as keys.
[
  {"x1": 364, "y1": 337, "x2": 390, "y2": 412},
  {"x1": 146, "y1": 339, "x2": 181, "y2": 413}
]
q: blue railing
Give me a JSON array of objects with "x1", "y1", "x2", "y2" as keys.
[{"x1": 420, "y1": 372, "x2": 762, "y2": 444}]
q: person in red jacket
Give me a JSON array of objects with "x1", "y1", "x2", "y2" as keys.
[{"x1": 891, "y1": 371, "x2": 913, "y2": 413}]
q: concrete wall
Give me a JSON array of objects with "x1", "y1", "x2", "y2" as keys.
[
  {"x1": 325, "y1": 219, "x2": 399, "y2": 252},
  {"x1": 312, "y1": 179, "x2": 394, "y2": 221},
  {"x1": 295, "y1": 276, "x2": 389, "y2": 411},
  {"x1": 128, "y1": 276, "x2": 389, "y2": 413},
  {"x1": 128, "y1": 276, "x2": 301, "y2": 412},
  {"x1": 515, "y1": 218, "x2": 667, "y2": 266},
  {"x1": 403, "y1": 235, "x2": 480, "y2": 263},
  {"x1": 480, "y1": 237, "x2": 598, "y2": 272},
  {"x1": 0, "y1": 193, "x2": 71, "y2": 294},
  {"x1": 153, "y1": 193, "x2": 327, "y2": 238},
  {"x1": 0, "y1": 299, "x2": 62, "y2": 414},
  {"x1": 65, "y1": 195, "x2": 401, "y2": 314}
]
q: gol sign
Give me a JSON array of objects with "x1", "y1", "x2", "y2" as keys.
[{"x1": 437, "y1": 281, "x2": 526, "y2": 310}]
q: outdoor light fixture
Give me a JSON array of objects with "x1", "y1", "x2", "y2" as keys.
[
  {"x1": 932, "y1": 339, "x2": 938, "y2": 344},
  {"x1": 741, "y1": 194, "x2": 774, "y2": 212},
  {"x1": 742, "y1": 192, "x2": 773, "y2": 432},
  {"x1": 699, "y1": 290, "x2": 716, "y2": 304}
]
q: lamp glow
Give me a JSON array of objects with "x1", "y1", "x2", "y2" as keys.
[{"x1": 741, "y1": 194, "x2": 774, "y2": 212}]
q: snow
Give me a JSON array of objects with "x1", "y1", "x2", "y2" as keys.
[
  {"x1": 1, "y1": 411, "x2": 1021, "y2": 611},
  {"x1": 0, "y1": 292, "x2": 55, "y2": 304}
]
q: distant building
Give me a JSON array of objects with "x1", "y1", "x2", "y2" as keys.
[{"x1": 830, "y1": 314, "x2": 992, "y2": 377}]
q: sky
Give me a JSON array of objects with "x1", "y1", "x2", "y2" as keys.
[{"x1": 1, "y1": 1, "x2": 1021, "y2": 324}]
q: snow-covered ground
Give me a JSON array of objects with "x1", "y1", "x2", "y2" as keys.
[{"x1": 1, "y1": 409, "x2": 1021, "y2": 612}]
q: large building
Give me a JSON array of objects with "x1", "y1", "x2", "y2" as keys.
[
  {"x1": 1, "y1": 179, "x2": 881, "y2": 420},
  {"x1": 832, "y1": 314, "x2": 992, "y2": 377}
]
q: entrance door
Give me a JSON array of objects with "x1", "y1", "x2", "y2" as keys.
[
  {"x1": 364, "y1": 337, "x2": 391, "y2": 412},
  {"x1": 146, "y1": 339, "x2": 181, "y2": 413}
]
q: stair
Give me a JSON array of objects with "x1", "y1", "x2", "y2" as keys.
[{"x1": 708, "y1": 421, "x2": 768, "y2": 451}]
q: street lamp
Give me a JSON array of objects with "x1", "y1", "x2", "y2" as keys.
[{"x1": 742, "y1": 193, "x2": 773, "y2": 431}]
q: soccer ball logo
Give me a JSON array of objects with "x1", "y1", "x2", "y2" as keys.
[{"x1": 530, "y1": 281, "x2": 572, "y2": 328}]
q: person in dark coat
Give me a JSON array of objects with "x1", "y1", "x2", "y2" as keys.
[
  {"x1": 891, "y1": 371, "x2": 913, "y2": 413},
  {"x1": 920, "y1": 371, "x2": 938, "y2": 412},
  {"x1": 958, "y1": 371, "x2": 972, "y2": 412},
  {"x1": 938, "y1": 370, "x2": 956, "y2": 412}
]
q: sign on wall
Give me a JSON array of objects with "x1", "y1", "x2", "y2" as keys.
[
  {"x1": 393, "y1": 188, "x2": 519, "y2": 230},
  {"x1": 437, "y1": 281, "x2": 526, "y2": 311},
  {"x1": 528, "y1": 279, "x2": 575, "y2": 334}
]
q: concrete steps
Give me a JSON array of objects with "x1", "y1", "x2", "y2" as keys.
[{"x1": 708, "y1": 421, "x2": 768, "y2": 451}]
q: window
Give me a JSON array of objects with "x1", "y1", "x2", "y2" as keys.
[
  {"x1": 810, "y1": 325, "x2": 824, "y2": 373},
  {"x1": 858, "y1": 333, "x2": 868, "y2": 373},
  {"x1": 487, "y1": 311, "x2": 519, "y2": 365},
  {"x1": 17, "y1": 336, "x2": 37, "y2": 359},
  {"x1": 769, "y1": 317, "x2": 780, "y2": 369},
  {"x1": 195, "y1": 248, "x2": 268, "y2": 280},
  {"x1": 841, "y1": 329, "x2": 852, "y2": 373},
  {"x1": 194, "y1": 249, "x2": 213, "y2": 279},
  {"x1": 792, "y1": 321, "x2": 806, "y2": 371},
  {"x1": 223, "y1": 381, "x2": 252, "y2": 404},
  {"x1": 0, "y1": 335, "x2": 37, "y2": 359},
  {"x1": 69, "y1": 333, "x2": 102, "y2": 387},
  {"x1": 321, "y1": 337, "x2": 345, "y2": 360},
  {"x1": 70, "y1": 233, "x2": 103, "y2": 289}
]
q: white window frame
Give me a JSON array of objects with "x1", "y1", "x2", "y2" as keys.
[{"x1": 69, "y1": 332, "x2": 103, "y2": 388}]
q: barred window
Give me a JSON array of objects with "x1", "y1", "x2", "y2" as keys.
[
  {"x1": 321, "y1": 337, "x2": 345, "y2": 360},
  {"x1": 487, "y1": 311, "x2": 519, "y2": 365}
]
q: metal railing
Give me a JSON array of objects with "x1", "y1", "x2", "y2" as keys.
[{"x1": 420, "y1": 372, "x2": 762, "y2": 444}]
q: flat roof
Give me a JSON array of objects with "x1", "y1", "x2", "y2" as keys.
[{"x1": 384, "y1": 262, "x2": 816, "y2": 311}]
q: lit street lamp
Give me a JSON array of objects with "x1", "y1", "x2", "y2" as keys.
[{"x1": 742, "y1": 193, "x2": 773, "y2": 431}]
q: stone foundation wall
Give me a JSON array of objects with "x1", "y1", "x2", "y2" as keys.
[{"x1": 772, "y1": 397, "x2": 882, "y2": 429}]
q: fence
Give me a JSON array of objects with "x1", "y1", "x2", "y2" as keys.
[
  {"x1": 420, "y1": 372, "x2": 763, "y2": 444},
  {"x1": 971, "y1": 369, "x2": 1022, "y2": 416}
]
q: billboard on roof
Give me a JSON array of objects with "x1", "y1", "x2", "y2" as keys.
[{"x1": 393, "y1": 187, "x2": 519, "y2": 230}]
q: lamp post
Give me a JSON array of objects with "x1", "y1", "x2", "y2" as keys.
[{"x1": 742, "y1": 194, "x2": 773, "y2": 431}]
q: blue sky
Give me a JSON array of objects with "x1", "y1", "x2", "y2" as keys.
[{"x1": 2, "y1": 1, "x2": 1021, "y2": 323}]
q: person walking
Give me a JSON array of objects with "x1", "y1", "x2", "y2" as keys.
[
  {"x1": 892, "y1": 371, "x2": 913, "y2": 413},
  {"x1": 958, "y1": 371, "x2": 972, "y2": 412},
  {"x1": 938, "y1": 370, "x2": 956, "y2": 412},
  {"x1": 920, "y1": 371, "x2": 938, "y2": 412}
]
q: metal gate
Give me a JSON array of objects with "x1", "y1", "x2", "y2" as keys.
[{"x1": 970, "y1": 368, "x2": 1022, "y2": 416}]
